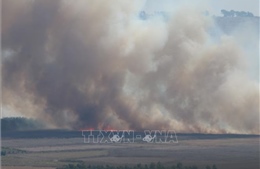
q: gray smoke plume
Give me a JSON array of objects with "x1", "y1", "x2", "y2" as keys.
[{"x1": 2, "y1": 0, "x2": 259, "y2": 133}]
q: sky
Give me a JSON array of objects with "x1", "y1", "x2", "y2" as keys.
[
  {"x1": 143, "y1": 0, "x2": 259, "y2": 16},
  {"x1": 209, "y1": 0, "x2": 259, "y2": 16}
]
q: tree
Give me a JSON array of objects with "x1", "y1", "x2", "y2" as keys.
[
  {"x1": 230, "y1": 10, "x2": 235, "y2": 17},
  {"x1": 1, "y1": 151, "x2": 6, "y2": 156},
  {"x1": 139, "y1": 11, "x2": 147, "y2": 20},
  {"x1": 176, "y1": 162, "x2": 183, "y2": 169},
  {"x1": 247, "y1": 12, "x2": 254, "y2": 17},
  {"x1": 149, "y1": 163, "x2": 156, "y2": 169},
  {"x1": 221, "y1": 9, "x2": 229, "y2": 17},
  {"x1": 221, "y1": 9, "x2": 255, "y2": 17},
  {"x1": 205, "y1": 166, "x2": 211, "y2": 169}
]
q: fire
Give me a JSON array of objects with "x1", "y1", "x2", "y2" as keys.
[
  {"x1": 103, "y1": 126, "x2": 116, "y2": 132},
  {"x1": 79, "y1": 127, "x2": 94, "y2": 131}
]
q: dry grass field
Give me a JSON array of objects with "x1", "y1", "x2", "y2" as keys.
[{"x1": 1, "y1": 132, "x2": 259, "y2": 169}]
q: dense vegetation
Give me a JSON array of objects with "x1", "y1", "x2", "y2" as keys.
[
  {"x1": 1, "y1": 117, "x2": 46, "y2": 131},
  {"x1": 1, "y1": 147, "x2": 27, "y2": 156},
  {"x1": 57, "y1": 162, "x2": 217, "y2": 169}
]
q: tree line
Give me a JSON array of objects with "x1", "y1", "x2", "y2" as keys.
[
  {"x1": 1, "y1": 117, "x2": 45, "y2": 131},
  {"x1": 221, "y1": 10, "x2": 255, "y2": 17}
]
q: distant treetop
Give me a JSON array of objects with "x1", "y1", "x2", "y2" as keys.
[{"x1": 221, "y1": 9, "x2": 255, "y2": 17}]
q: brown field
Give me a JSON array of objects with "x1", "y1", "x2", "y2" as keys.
[{"x1": 1, "y1": 135, "x2": 259, "y2": 169}]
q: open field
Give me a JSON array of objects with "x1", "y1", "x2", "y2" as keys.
[{"x1": 1, "y1": 130, "x2": 260, "y2": 169}]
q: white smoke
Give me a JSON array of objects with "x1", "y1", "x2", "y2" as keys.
[{"x1": 2, "y1": 0, "x2": 259, "y2": 134}]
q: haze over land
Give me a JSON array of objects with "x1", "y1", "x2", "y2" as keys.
[{"x1": 2, "y1": 0, "x2": 259, "y2": 134}]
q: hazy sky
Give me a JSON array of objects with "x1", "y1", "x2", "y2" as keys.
[
  {"x1": 210, "y1": 0, "x2": 259, "y2": 16},
  {"x1": 144, "y1": 0, "x2": 259, "y2": 16}
]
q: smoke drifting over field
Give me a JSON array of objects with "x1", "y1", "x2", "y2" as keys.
[{"x1": 2, "y1": 0, "x2": 259, "y2": 133}]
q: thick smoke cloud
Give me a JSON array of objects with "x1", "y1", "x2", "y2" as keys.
[{"x1": 2, "y1": 0, "x2": 259, "y2": 133}]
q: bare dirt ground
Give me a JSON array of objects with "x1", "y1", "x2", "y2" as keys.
[{"x1": 1, "y1": 134, "x2": 259, "y2": 169}]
